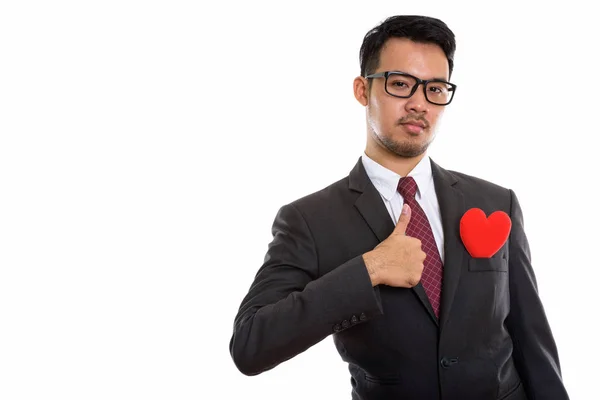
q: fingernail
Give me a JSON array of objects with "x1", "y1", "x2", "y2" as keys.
[{"x1": 402, "y1": 204, "x2": 408, "y2": 214}]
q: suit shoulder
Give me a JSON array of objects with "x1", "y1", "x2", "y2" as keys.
[
  {"x1": 448, "y1": 169, "x2": 512, "y2": 199},
  {"x1": 282, "y1": 175, "x2": 353, "y2": 216}
]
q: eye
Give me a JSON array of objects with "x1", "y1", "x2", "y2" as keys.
[
  {"x1": 386, "y1": 76, "x2": 416, "y2": 95},
  {"x1": 427, "y1": 83, "x2": 451, "y2": 95},
  {"x1": 390, "y1": 81, "x2": 408, "y2": 88}
]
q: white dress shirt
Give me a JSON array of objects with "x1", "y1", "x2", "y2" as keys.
[{"x1": 361, "y1": 152, "x2": 445, "y2": 263}]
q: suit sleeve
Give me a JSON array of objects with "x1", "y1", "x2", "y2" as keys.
[
  {"x1": 505, "y1": 189, "x2": 570, "y2": 399},
  {"x1": 229, "y1": 202, "x2": 383, "y2": 376}
]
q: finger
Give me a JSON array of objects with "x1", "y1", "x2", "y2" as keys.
[{"x1": 395, "y1": 204, "x2": 411, "y2": 234}]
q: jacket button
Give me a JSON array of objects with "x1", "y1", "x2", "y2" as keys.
[
  {"x1": 351, "y1": 315, "x2": 358, "y2": 324},
  {"x1": 440, "y1": 357, "x2": 458, "y2": 368},
  {"x1": 359, "y1": 313, "x2": 367, "y2": 321},
  {"x1": 342, "y1": 319, "x2": 350, "y2": 328},
  {"x1": 333, "y1": 324, "x2": 341, "y2": 332}
]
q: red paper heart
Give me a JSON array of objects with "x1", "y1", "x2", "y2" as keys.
[{"x1": 459, "y1": 208, "x2": 511, "y2": 258}]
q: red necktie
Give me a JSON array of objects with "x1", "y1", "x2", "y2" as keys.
[{"x1": 397, "y1": 177, "x2": 443, "y2": 317}]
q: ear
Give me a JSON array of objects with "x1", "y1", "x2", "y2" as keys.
[{"x1": 353, "y1": 76, "x2": 369, "y2": 106}]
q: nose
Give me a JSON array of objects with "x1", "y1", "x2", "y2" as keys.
[{"x1": 404, "y1": 84, "x2": 429, "y2": 114}]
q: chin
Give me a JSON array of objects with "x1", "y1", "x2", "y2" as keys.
[
  {"x1": 397, "y1": 146, "x2": 428, "y2": 158},
  {"x1": 382, "y1": 138, "x2": 429, "y2": 158}
]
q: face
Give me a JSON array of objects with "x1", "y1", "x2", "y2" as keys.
[{"x1": 354, "y1": 38, "x2": 450, "y2": 158}]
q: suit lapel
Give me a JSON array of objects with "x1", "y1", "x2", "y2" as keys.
[
  {"x1": 430, "y1": 159, "x2": 466, "y2": 332},
  {"x1": 349, "y1": 157, "x2": 440, "y2": 326},
  {"x1": 349, "y1": 157, "x2": 396, "y2": 242}
]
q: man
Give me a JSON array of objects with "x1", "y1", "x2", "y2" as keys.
[{"x1": 229, "y1": 15, "x2": 570, "y2": 400}]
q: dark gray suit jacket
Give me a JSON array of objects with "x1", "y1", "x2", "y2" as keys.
[{"x1": 229, "y1": 157, "x2": 569, "y2": 400}]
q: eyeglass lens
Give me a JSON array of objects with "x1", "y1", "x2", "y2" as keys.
[{"x1": 386, "y1": 73, "x2": 453, "y2": 105}]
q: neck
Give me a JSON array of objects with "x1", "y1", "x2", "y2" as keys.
[{"x1": 364, "y1": 140, "x2": 426, "y2": 177}]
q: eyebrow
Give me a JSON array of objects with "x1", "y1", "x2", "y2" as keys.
[{"x1": 391, "y1": 71, "x2": 449, "y2": 82}]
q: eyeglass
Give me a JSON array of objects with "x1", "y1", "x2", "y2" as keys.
[{"x1": 365, "y1": 71, "x2": 457, "y2": 106}]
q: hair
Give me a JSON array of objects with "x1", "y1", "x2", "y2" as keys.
[{"x1": 359, "y1": 15, "x2": 456, "y2": 78}]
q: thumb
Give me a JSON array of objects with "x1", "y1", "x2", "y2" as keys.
[{"x1": 395, "y1": 204, "x2": 411, "y2": 234}]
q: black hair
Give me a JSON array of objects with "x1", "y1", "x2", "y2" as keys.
[{"x1": 359, "y1": 15, "x2": 456, "y2": 78}]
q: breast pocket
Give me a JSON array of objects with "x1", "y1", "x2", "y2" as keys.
[{"x1": 468, "y1": 255, "x2": 508, "y2": 272}]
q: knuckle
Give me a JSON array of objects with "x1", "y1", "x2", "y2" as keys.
[{"x1": 412, "y1": 274, "x2": 422, "y2": 286}]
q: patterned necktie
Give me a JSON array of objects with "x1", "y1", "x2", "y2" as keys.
[{"x1": 397, "y1": 176, "x2": 443, "y2": 317}]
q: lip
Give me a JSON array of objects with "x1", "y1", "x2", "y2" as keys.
[
  {"x1": 401, "y1": 121, "x2": 426, "y2": 128},
  {"x1": 402, "y1": 123, "x2": 425, "y2": 134}
]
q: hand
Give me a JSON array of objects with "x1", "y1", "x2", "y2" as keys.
[{"x1": 363, "y1": 204, "x2": 426, "y2": 288}]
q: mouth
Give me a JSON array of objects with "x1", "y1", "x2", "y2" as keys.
[{"x1": 401, "y1": 122, "x2": 426, "y2": 134}]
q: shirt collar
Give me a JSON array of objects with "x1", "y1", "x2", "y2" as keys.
[{"x1": 361, "y1": 152, "x2": 433, "y2": 201}]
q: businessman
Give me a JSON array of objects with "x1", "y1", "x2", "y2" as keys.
[{"x1": 229, "y1": 15, "x2": 569, "y2": 399}]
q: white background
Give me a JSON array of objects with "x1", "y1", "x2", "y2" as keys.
[{"x1": 1, "y1": 1, "x2": 598, "y2": 399}]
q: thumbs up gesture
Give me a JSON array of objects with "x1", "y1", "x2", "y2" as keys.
[{"x1": 363, "y1": 204, "x2": 427, "y2": 288}]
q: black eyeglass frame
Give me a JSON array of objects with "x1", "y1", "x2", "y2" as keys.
[{"x1": 365, "y1": 71, "x2": 457, "y2": 106}]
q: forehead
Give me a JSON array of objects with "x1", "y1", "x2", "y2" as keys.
[{"x1": 377, "y1": 38, "x2": 449, "y2": 80}]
